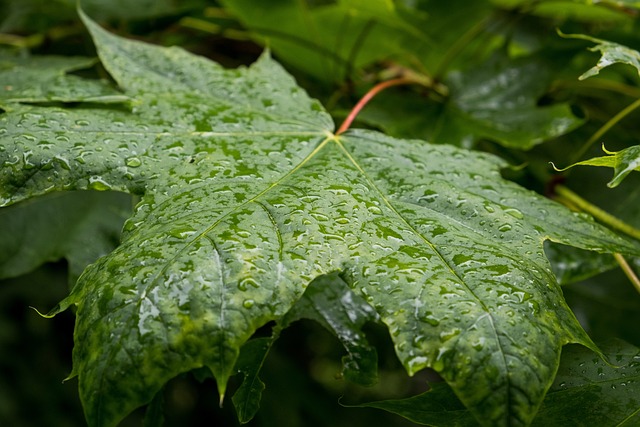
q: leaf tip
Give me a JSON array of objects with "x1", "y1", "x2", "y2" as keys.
[{"x1": 29, "y1": 304, "x2": 58, "y2": 319}]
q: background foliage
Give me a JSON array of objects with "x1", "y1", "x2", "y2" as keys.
[{"x1": 2, "y1": 1, "x2": 640, "y2": 426}]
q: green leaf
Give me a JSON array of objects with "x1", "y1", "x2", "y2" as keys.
[
  {"x1": 2, "y1": 10, "x2": 640, "y2": 427},
  {"x1": 232, "y1": 337, "x2": 272, "y2": 424},
  {"x1": 0, "y1": 191, "x2": 131, "y2": 284},
  {"x1": 544, "y1": 242, "x2": 617, "y2": 285},
  {"x1": 350, "y1": 339, "x2": 640, "y2": 426},
  {"x1": 221, "y1": 0, "x2": 430, "y2": 83},
  {"x1": 360, "y1": 51, "x2": 585, "y2": 149},
  {"x1": 555, "y1": 145, "x2": 640, "y2": 188},
  {"x1": 560, "y1": 32, "x2": 640, "y2": 80},
  {"x1": 533, "y1": 339, "x2": 640, "y2": 426},
  {"x1": 351, "y1": 381, "x2": 477, "y2": 426},
  {"x1": 0, "y1": 50, "x2": 128, "y2": 104},
  {"x1": 232, "y1": 272, "x2": 379, "y2": 423},
  {"x1": 281, "y1": 273, "x2": 380, "y2": 387},
  {"x1": 1, "y1": 0, "x2": 205, "y2": 32},
  {"x1": 493, "y1": 0, "x2": 639, "y2": 22}
]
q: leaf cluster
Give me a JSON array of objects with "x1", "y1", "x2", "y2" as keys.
[{"x1": 2, "y1": 1, "x2": 640, "y2": 427}]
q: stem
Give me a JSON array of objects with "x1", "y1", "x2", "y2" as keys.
[
  {"x1": 554, "y1": 185, "x2": 640, "y2": 241},
  {"x1": 614, "y1": 253, "x2": 640, "y2": 294},
  {"x1": 572, "y1": 97, "x2": 640, "y2": 163},
  {"x1": 336, "y1": 77, "x2": 418, "y2": 134}
]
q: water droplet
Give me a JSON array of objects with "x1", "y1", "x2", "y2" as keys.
[
  {"x1": 243, "y1": 299, "x2": 255, "y2": 309},
  {"x1": 126, "y1": 156, "x2": 142, "y2": 168},
  {"x1": 484, "y1": 203, "x2": 495, "y2": 213},
  {"x1": 88, "y1": 177, "x2": 112, "y2": 191},
  {"x1": 169, "y1": 226, "x2": 196, "y2": 239},
  {"x1": 471, "y1": 337, "x2": 485, "y2": 351},
  {"x1": 498, "y1": 224, "x2": 512, "y2": 232},
  {"x1": 369, "y1": 206, "x2": 382, "y2": 215},
  {"x1": 504, "y1": 208, "x2": 524, "y2": 219},
  {"x1": 439, "y1": 328, "x2": 460, "y2": 342},
  {"x1": 238, "y1": 278, "x2": 260, "y2": 291}
]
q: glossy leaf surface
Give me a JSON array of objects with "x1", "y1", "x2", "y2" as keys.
[
  {"x1": 562, "y1": 32, "x2": 640, "y2": 80},
  {"x1": 2, "y1": 11, "x2": 640, "y2": 427},
  {"x1": 351, "y1": 339, "x2": 640, "y2": 426},
  {"x1": 557, "y1": 145, "x2": 640, "y2": 187},
  {"x1": 360, "y1": 52, "x2": 584, "y2": 149},
  {"x1": 0, "y1": 50, "x2": 127, "y2": 103}
]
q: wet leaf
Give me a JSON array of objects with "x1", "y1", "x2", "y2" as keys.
[
  {"x1": 232, "y1": 337, "x2": 272, "y2": 424},
  {"x1": 532, "y1": 339, "x2": 640, "y2": 426},
  {"x1": 0, "y1": 51, "x2": 128, "y2": 104},
  {"x1": 281, "y1": 273, "x2": 380, "y2": 387},
  {"x1": 349, "y1": 339, "x2": 640, "y2": 426},
  {"x1": 556, "y1": 144, "x2": 640, "y2": 188},
  {"x1": 233, "y1": 272, "x2": 379, "y2": 423},
  {"x1": 1, "y1": 11, "x2": 640, "y2": 427},
  {"x1": 560, "y1": 32, "x2": 640, "y2": 80}
]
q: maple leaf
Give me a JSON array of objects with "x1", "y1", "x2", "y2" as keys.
[{"x1": 1, "y1": 11, "x2": 639, "y2": 427}]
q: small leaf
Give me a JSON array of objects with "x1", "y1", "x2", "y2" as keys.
[
  {"x1": 232, "y1": 337, "x2": 272, "y2": 424},
  {"x1": 233, "y1": 273, "x2": 380, "y2": 423},
  {"x1": 554, "y1": 144, "x2": 640, "y2": 187},
  {"x1": 559, "y1": 31, "x2": 640, "y2": 79},
  {"x1": 350, "y1": 381, "x2": 477, "y2": 427}
]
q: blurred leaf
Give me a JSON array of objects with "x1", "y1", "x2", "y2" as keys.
[
  {"x1": 0, "y1": 0, "x2": 206, "y2": 32},
  {"x1": 0, "y1": 191, "x2": 131, "y2": 284},
  {"x1": 492, "y1": 0, "x2": 638, "y2": 22},
  {"x1": 0, "y1": 50, "x2": 128, "y2": 103},
  {"x1": 281, "y1": 273, "x2": 380, "y2": 387},
  {"x1": 220, "y1": 0, "x2": 431, "y2": 83},
  {"x1": 351, "y1": 381, "x2": 478, "y2": 427},
  {"x1": 532, "y1": 339, "x2": 640, "y2": 426},
  {"x1": 545, "y1": 242, "x2": 618, "y2": 285},
  {"x1": 361, "y1": 52, "x2": 585, "y2": 149},
  {"x1": 351, "y1": 339, "x2": 640, "y2": 426}
]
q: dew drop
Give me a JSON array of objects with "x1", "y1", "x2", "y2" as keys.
[
  {"x1": 369, "y1": 206, "x2": 382, "y2": 215},
  {"x1": 471, "y1": 337, "x2": 485, "y2": 351},
  {"x1": 498, "y1": 224, "x2": 512, "y2": 232},
  {"x1": 243, "y1": 299, "x2": 255, "y2": 309},
  {"x1": 238, "y1": 278, "x2": 260, "y2": 291},
  {"x1": 504, "y1": 208, "x2": 524, "y2": 219},
  {"x1": 126, "y1": 156, "x2": 142, "y2": 168},
  {"x1": 88, "y1": 177, "x2": 112, "y2": 191}
]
